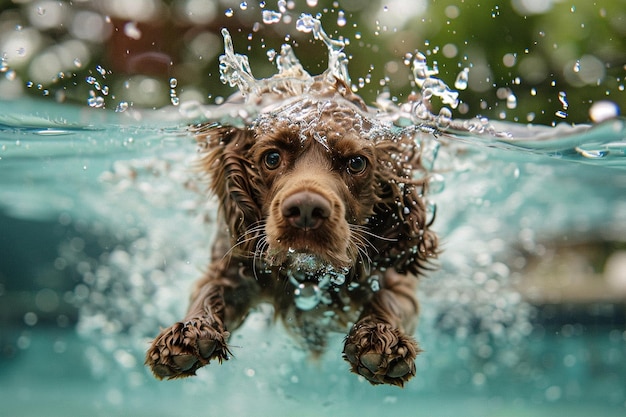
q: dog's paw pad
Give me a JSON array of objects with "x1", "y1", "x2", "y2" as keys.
[
  {"x1": 146, "y1": 319, "x2": 230, "y2": 379},
  {"x1": 343, "y1": 322, "x2": 419, "y2": 387}
]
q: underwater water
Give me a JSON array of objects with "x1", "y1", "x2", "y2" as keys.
[
  {"x1": 1, "y1": 3, "x2": 626, "y2": 417},
  {"x1": 2, "y1": 97, "x2": 625, "y2": 416}
]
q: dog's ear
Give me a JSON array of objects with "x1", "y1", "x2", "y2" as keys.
[
  {"x1": 369, "y1": 134, "x2": 439, "y2": 275},
  {"x1": 192, "y1": 123, "x2": 262, "y2": 248}
]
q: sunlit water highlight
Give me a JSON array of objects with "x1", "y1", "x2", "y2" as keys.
[{"x1": 1, "y1": 10, "x2": 625, "y2": 417}]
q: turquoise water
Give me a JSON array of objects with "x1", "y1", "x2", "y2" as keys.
[{"x1": 1, "y1": 97, "x2": 625, "y2": 416}]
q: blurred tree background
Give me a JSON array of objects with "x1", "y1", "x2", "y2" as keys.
[{"x1": 0, "y1": 0, "x2": 623, "y2": 125}]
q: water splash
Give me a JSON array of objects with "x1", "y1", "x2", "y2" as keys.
[
  {"x1": 217, "y1": 13, "x2": 467, "y2": 136},
  {"x1": 219, "y1": 14, "x2": 351, "y2": 101}
]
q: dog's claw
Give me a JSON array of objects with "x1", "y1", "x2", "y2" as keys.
[
  {"x1": 360, "y1": 352, "x2": 383, "y2": 373},
  {"x1": 172, "y1": 354, "x2": 198, "y2": 372},
  {"x1": 388, "y1": 358, "x2": 411, "y2": 378},
  {"x1": 198, "y1": 339, "x2": 217, "y2": 359}
]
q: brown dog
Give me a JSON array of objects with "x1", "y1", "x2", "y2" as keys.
[{"x1": 145, "y1": 78, "x2": 438, "y2": 386}]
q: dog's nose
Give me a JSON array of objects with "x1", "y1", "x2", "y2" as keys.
[{"x1": 281, "y1": 191, "x2": 331, "y2": 230}]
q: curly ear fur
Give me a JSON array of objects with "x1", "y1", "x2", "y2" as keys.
[
  {"x1": 193, "y1": 124, "x2": 262, "y2": 254},
  {"x1": 369, "y1": 132, "x2": 438, "y2": 275}
]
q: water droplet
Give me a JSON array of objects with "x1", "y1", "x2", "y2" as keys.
[
  {"x1": 555, "y1": 110, "x2": 568, "y2": 118},
  {"x1": 558, "y1": 91, "x2": 568, "y2": 109},
  {"x1": 169, "y1": 77, "x2": 178, "y2": 88},
  {"x1": 5, "y1": 69, "x2": 16, "y2": 81},
  {"x1": 277, "y1": 0, "x2": 287, "y2": 13},
  {"x1": 262, "y1": 10, "x2": 282, "y2": 24},
  {"x1": 573, "y1": 60, "x2": 581, "y2": 73},
  {"x1": 506, "y1": 93, "x2": 517, "y2": 109},
  {"x1": 454, "y1": 67, "x2": 469, "y2": 90},
  {"x1": 436, "y1": 107, "x2": 452, "y2": 129},
  {"x1": 240, "y1": 2, "x2": 248, "y2": 10},
  {"x1": 337, "y1": 10, "x2": 347, "y2": 27},
  {"x1": 306, "y1": 0, "x2": 318, "y2": 6},
  {"x1": 589, "y1": 100, "x2": 619, "y2": 122},
  {"x1": 115, "y1": 102, "x2": 129, "y2": 113},
  {"x1": 124, "y1": 22, "x2": 142, "y2": 40},
  {"x1": 225, "y1": 8, "x2": 234, "y2": 17}
]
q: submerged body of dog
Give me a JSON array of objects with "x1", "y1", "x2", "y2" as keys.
[{"x1": 146, "y1": 78, "x2": 438, "y2": 386}]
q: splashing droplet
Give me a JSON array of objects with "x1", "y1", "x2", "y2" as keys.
[
  {"x1": 337, "y1": 10, "x2": 347, "y2": 27},
  {"x1": 454, "y1": 67, "x2": 469, "y2": 90},
  {"x1": 436, "y1": 107, "x2": 452, "y2": 130},
  {"x1": 558, "y1": 91, "x2": 569, "y2": 109},
  {"x1": 115, "y1": 102, "x2": 129, "y2": 113},
  {"x1": 262, "y1": 10, "x2": 282, "y2": 24},
  {"x1": 506, "y1": 93, "x2": 517, "y2": 109}
]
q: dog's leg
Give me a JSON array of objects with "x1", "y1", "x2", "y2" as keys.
[
  {"x1": 343, "y1": 269, "x2": 421, "y2": 387},
  {"x1": 145, "y1": 260, "x2": 257, "y2": 379}
]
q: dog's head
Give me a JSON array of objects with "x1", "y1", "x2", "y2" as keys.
[{"x1": 194, "y1": 79, "x2": 437, "y2": 275}]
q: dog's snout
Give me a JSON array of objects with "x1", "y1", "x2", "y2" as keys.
[{"x1": 281, "y1": 191, "x2": 331, "y2": 230}]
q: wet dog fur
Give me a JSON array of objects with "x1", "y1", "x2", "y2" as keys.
[{"x1": 145, "y1": 79, "x2": 438, "y2": 386}]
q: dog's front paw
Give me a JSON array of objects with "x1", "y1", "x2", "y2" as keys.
[
  {"x1": 343, "y1": 321, "x2": 420, "y2": 387},
  {"x1": 145, "y1": 318, "x2": 230, "y2": 379}
]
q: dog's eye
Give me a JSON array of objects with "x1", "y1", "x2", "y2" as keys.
[
  {"x1": 347, "y1": 156, "x2": 367, "y2": 175},
  {"x1": 263, "y1": 151, "x2": 281, "y2": 170}
]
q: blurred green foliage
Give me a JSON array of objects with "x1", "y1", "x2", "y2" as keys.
[{"x1": 0, "y1": 0, "x2": 623, "y2": 125}]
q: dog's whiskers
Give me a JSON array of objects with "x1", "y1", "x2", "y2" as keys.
[
  {"x1": 222, "y1": 221, "x2": 267, "y2": 260},
  {"x1": 351, "y1": 224, "x2": 398, "y2": 243},
  {"x1": 252, "y1": 235, "x2": 269, "y2": 281}
]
